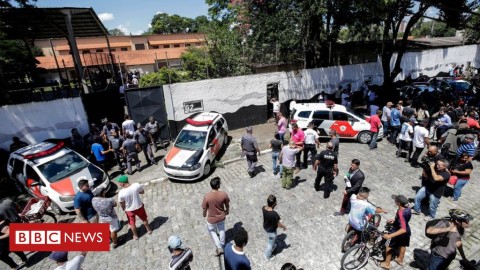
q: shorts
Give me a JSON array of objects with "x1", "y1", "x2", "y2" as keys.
[
  {"x1": 126, "y1": 204, "x2": 148, "y2": 226},
  {"x1": 108, "y1": 218, "x2": 120, "y2": 232},
  {"x1": 389, "y1": 234, "x2": 410, "y2": 248}
]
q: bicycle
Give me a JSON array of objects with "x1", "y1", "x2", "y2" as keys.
[
  {"x1": 340, "y1": 223, "x2": 393, "y2": 270},
  {"x1": 341, "y1": 213, "x2": 381, "y2": 253},
  {"x1": 19, "y1": 196, "x2": 57, "y2": 223}
]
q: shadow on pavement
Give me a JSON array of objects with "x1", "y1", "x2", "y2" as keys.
[
  {"x1": 225, "y1": 222, "x2": 244, "y2": 244},
  {"x1": 410, "y1": 248, "x2": 430, "y2": 269},
  {"x1": 274, "y1": 233, "x2": 291, "y2": 255},
  {"x1": 25, "y1": 251, "x2": 51, "y2": 268}
]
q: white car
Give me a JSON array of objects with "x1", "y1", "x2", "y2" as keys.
[
  {"x1": 163, "y1": 112, "x2": 228, "y2": 181},
  {"x1": 7, "y1": 142, "x2": 111, "y2": 214},
  {"x1": 289, "y1": 103, "x2": 383, "y2": 143}
]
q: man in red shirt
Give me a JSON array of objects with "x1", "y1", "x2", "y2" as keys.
[
  {"x1": 466, "y1": 112, "x2": 480, "y2": 129},
  {"x1": 291, "y1": 123, "x2": 305, "y2": 173},
  {"x1": 367, "y1": 110, "x2": 382, "y2": 150}
]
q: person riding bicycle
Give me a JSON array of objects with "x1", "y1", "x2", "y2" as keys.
[
  {"x1": 427, "y1": 209, "x2": 475, "y2": 270},
  {"x1": 348, "y1": 187, "x2": 387, "y2": 233}
]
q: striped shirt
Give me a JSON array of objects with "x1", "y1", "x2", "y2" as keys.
[{"x1": 457, "y1": 142, "x2": 476, "y2": 157}]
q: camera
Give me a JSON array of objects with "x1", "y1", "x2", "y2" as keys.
[{"x1": 420, "y1": 156, "x2": 436, "y2": 170}]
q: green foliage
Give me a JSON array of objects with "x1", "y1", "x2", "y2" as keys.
[
  {"x1": 181, "y1": 47, "x2": 214, "y2": 80},
  {"x1": 138, "y1": 67, "x2": 189, "y2": 87},
  {"x1": 466, "y1": 9, "x2": 480, "y2": 43},
  {"x1": 149, "y1": 13, "x2": 211, "y2": 34},
  {"x1": 0, "y1": 40, "x2": 42, "y2": 82},
  {"x1": 108, "y1": 28, "x2": 126, "y2": 36},
  {"x1": 0, "y1": 0, "x2": 35, "y2": 8},
  {"x1": 411, "y1": 19, "x2": 456, "y2": 38}
]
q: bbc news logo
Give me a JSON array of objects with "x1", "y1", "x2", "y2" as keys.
[{"x1": 10, "y1": 223, "x2": 110, "y2": 251}]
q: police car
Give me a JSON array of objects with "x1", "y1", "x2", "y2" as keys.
[
  {"x1": 163, "y1": 112, "x2": 228, "y2": 181},
  {"x1": 290, "y1": 103, "x2": 383, "y2": 143},
  {"x1": 7, "y1": 142, "x2": 111, "y2": 214}
]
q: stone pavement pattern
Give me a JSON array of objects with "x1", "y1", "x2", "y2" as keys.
[{"x1": 27, "y1": 138, "x2": 480, "y2": 269}]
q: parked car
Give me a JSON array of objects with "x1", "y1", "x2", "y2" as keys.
[
  {"x1": 7, "y1": 142, "x2": 111, "y2": 214},
  {"x1": 445, "y1": 79, "x2": 475, "y2": 93},
  {"x1": 289, "y1": 103, "x2": 382, "y2": 143},
  {"x1": 397, "y1": 82, "x2": 440, "y2": 99},
  {"x1": 163, "y1": 112, "x2": 228, "y2": 181}
]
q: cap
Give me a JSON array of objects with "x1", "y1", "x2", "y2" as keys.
[
  {"x1": 409, "y1": 117, "x2": 418, "y2": 124},
  {"x1": 117, "y1": 175, "x2": 129, "y2": 183},
  {"x1": 49, "y1": 251, "x2": 68, "y2": 262},
  {"x1": 168, "y1": 235, "x2": 183, "y2": 249},
  {"x1": 465, "y1": 134, "x2": 475, "y2": 140},
  {"x1": 391, "y1": 194, "x2": 409, "y2": 207}
]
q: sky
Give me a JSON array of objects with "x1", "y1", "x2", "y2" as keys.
[{"x1": 34, "y1": 0, "x2": 210, "y2": 35}]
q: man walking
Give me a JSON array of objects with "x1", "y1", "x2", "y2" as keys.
[
  {"x1": 334, "y1": 159, "x2": 365, "y2": 216},
  {"x1": 224, "y1": 227, "x2": 251, "y2": 270},
  {"x1": 313, "y1": 142, "x2": 338, "y2": 198},
  {"x1": 302, "y1": 122, "x2": 320, "y2": 169},
  {"x1": 381, "y1": 102, "x2": 393, "y2": 140},
  {"x1": 367, "y1": 110, "x2": 382, "y2": 150},
  {"x1": 411, "y1": 121, "x2": 430, "y2": 167},
  {"x1": 109, "y1": 129, "x2": 125, "y2": 170},
  {"x1": 201, "y1": 177, "x2": 230, "y2": 255},
  {"x1": 241, "y1": 126, "x2": 261, "y2": 178},
  {"x1": 117, "y1": 175, "x2": 152, "y2": 240},
  {"x1": 262, "y1": 195, "x2": 287, "y2": 261},
  {"x1": 135, "y1": 123, "x2": 157, "y2": 165},
  {"x1": 279, "y1": 141, "x2": 303, "y2": 189},
  {"x1": 389, "y1": 104, "x2": 402, "y2": 144},
  {"x1": 74, "y1": 177, "x2": 98, "y2": 223},
  {"x1": 121, "y1": 131, "x2": 141, "y2": 175},
  {"x1": 329, "y1": 130, "x2": 340, "y2": 154},
  {"x1": 92, "y1": 187, "x2": 120, "y2": 248},
  {"x1": 168, "y1": 235, "x2": 193, "y2": 270},
  {"x1": 145, "y1": 116, "x2": 161, "y2": 152},
  {"x1": 290, "y1": 123, "x2": 305, "y2": 173},
  {"x1": 413, "y1": 159, "x2": 450, "y2": 219}
]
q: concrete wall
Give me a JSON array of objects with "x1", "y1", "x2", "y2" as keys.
[{"x1": 163, "y1": 44, "x2": 480, "y2": 130}]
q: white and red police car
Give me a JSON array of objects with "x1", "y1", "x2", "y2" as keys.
[
  {"x1": 7, "y1": 142, "x2": 111, "y2": 214},
  {"x1": 163, "y1": 112, "x2": 228, "y2": 181}
]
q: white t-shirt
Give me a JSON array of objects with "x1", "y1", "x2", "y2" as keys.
[
  {"x1": 381, "y1": 106, "x2": 391, "y2": 122},
  {"x1": 118, "y1": 183, "x2": 144, "y2": 211},
  {"x1": 271, "y1": 101, "x2": 280, "y2": 113},
  {"x1": 398, "y1": 123, "x2": 413, "y2": 142},
  {"x1": 122, "y1": 119, "x2": 136, "y2": 134},
  {"x1": 413, "y1": 126, "x2": 429, "y2": 148},
  {"x1": 281, "y1": 146, "x2": 300, "y2": 168},
  {"x1": 54, "y1": 255, "x2": 85, "y2": 270},
  {"x1": 289, "y1": 101, "x2": 297, "y2": 111},
  {"x1": 304, "y1": 128, "x2": 319, "y2": 144},
  {"x1": 349, "y1": 195, "x2": 376, "y2": 231}
]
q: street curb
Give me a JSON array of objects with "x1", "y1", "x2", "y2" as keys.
[{"x1": 221, "y1": 149, "x2": 272, "y2": 165}]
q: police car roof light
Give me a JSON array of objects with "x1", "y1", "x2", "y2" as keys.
[
  {"x1": 186, "y1": 118, "x2": 213, "y2": 126},
  {"x1": 23, "y1": 141, "x2": 65, "y2": 160}
]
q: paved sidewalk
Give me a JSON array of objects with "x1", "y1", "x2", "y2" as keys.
[{"x1": 30, "y1": 137, "x2": 480, "y2": 270}]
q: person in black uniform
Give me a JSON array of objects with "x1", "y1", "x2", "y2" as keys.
[{"x1": 313, "y1": 142, "x2": 338, "y2": 198}]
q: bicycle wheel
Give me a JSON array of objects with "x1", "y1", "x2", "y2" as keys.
[
  {"x1": 341, "y1": 230, "x2": 357, "y2": 253},
  {"x1": 41, "y1": 211, "x2": 57, "y2": 223},
  {"x1": 369, "y1": 214, "x2": 381, "y2": 228},
  {"x1": 341, "y1": 244, "x2": 370, "y2": 270}
]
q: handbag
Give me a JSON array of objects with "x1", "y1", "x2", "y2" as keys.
[{"x1": 448, "y1": 175, "x2": 458, "y2": 186}]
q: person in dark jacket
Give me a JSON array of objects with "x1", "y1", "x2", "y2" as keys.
[{"x1": 334, "y1": 159, "x2": 365, "y2": 215}]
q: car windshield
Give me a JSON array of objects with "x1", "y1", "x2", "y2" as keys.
[
  {"x1": 37, "y1": 151, "x2": 88, "y2": 183},
  {"x1": 174, "y1": 130, "x2": 207, "y2": 150},
  {"x1": 452, "y1": 82, "x2": 470, "y2": 91},
  {"x1": 346, "y1": 108, "x2": 366, "y2": 120}
]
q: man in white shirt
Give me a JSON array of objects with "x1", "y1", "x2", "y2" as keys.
[
  {"x1": 49, "y1": 251, "x2": 86, "y2": 270},
  {"x1": 397, "y1": 118, "x2": 415, "y2": 161},
  {"x1": 122, "y1": 115, "x2": 136, "y2": 136},
  {"x1": 117, "y1": 175, "x2": 152, "y2": 240},
  {"x1": 411, "y1": 121, "x2": 430, "y2": 168},
  {"x1": 303, "y1": 122, "x2": 320, "y2": 169},
  {"x1": 270, "y1": 98, "x2": 280, "y2": 120}
]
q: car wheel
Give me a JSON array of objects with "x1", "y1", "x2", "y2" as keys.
[
  {"x1": 357, "y1": 131, "x2": 372, "y2": 144},
  {"x1": 49, "y1": 200, "x2": 65, "y2": 215},
  {"x1": 203, "y1": 161, "x2": 211, "y2": 177}
]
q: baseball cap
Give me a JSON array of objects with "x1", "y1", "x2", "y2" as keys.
[
  {"x1": 168, "y1": 235, "x2": 183, "y2": 249},
  {"x1": 391, "y1": 194, "x2": 409, "y2": 207},
  {"x1": 49, "y1": 251, "x2": 68, "y2": 262},
  {"x1": 117, "y1": 175, "x2": 129, "y2": 183},
  {"x1": 465, "y1": 134, "x2": 475, "y2": 140},
  {"x1": 409, "y1": 117, "x2": 418, "y2": 124}
]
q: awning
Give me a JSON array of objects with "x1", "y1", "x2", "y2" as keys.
[{"x1": 148, "y1": 38, "x2": 204, "y2": 45}]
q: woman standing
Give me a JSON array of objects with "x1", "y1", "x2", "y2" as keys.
[
  {"x1": 451, "y1": 152, "x2": 473, "y2": 201},
  {"x1": 0, "y1": 214, "x2": 27, "y2": 270},
  {"x1": 276, "y1": 112, "x2": 288, "y2": 142}
]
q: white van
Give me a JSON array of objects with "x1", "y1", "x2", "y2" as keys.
[{"x1": 289, "y1": 103, "x2": 383, "y2": 143}]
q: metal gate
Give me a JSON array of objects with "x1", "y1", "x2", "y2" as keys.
[{"x1": 124, "y1": 86, "x2": 170, "y2": 142}]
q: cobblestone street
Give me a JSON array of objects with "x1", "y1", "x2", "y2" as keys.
[{"x1": 29, "y1": 139, "x2": 480, "y2": 270}]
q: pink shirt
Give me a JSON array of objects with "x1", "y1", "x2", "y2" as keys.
[
  {"x1": 277, "y1": 117, "x2": 287, "y2": 133},
  {"x1": 367, "y1": 115, "x2": 381, "y2": 132},
  {"x1": 291, "y1": 129, "x2": 305, "y2": 145},
  {"x1": 467, "y1": 117, "x2": 480, "y2": 129}
]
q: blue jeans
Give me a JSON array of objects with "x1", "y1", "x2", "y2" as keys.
[
  {"x1": 369, "y1": 131, "x2": 378, "y2": 149},
  {"x1": 271, "y1": 151, "x2": 283, "y2": 174},
  {"x1": 382, "y1": 121, "x2": 389, "y2": 137},
  {"x1": 428, "y1": 252, "x2": 454, "y2": 270},
  {"x1": 453, "y1": 179, "x2": 469, "y2": 201},
  {"x1": 264, "y1": 231, "x2": 277, "y2": 259},
  {"x1": 278, "y1": 132, "x2": 285, "y2": 142},
  {"x1": 414, "y1": 187, "x2": 441, "y2": 218}
]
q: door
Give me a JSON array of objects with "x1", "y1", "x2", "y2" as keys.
[
  {"x1": 330, "y1": 112, "x2": 359, "y2": 138},
  {"x1": 25, "y1": 165, "x2": 44, "y2": 197},
  {"x1": 267, "y1": 83, "x2": 279, "y2": 119},
  {"x1": 207, "y1": 128, "x2": 221, "y2": 158},
  {"x1": 312, "y1": 110, "x2": 331, "y2": 137}
]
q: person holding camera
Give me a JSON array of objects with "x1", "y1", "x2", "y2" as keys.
[
  {"x1": 419, "y1": 146, "x2": 444, "y2": 184},
  {"x1": 413, "y1": 159, "x2": 450, "y2": 219}
]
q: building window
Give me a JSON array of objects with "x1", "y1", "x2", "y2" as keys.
[
  {"x1": 173, "y1": 44, "x2": 180, "y2": 48},
  {"x1": 96, "y1": 49, "x2": 104, "y2": 53},
  {"x1": 134, "y1": 43, "x2": 145, "y2": 50},
  {"x1": 82, "y1": 50, "x2": 90, "y2": 54},
  {"x1": 110, "y1": 48, "x2": 116, "y2": 52},
  {"x1": 185, "y1": 43, "x2": 191, "y2": 47},
  {"x1": 163, "y1": 45, "x2": 170, "y2": 49},
  {"x1": 121, "y1": 47, "x2": 128, "y2": 51},
  {"x1": 151, "y1": 45, "x2": 159, "y2": 49}
]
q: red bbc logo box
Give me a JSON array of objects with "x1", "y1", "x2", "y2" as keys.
[{"x1": 10, "y1": 223, "x2": 110, "y2": 251}]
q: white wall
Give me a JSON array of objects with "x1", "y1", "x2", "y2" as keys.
[
  {"x1": 0, "y1": 98, "x2": 89, "y2": 151},
  {"x1": 164, "y1": 44, "x2": 479, "y2": 121}
]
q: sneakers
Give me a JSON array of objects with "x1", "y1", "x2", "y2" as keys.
[
  {"x1": 424, "y1": 216, "x2": 434, "y2": 221},
  {"x1": 411, "y1": 209, "x2": 421, "y2": 215},
  {"x1": 264, "y1": 255, "x2": 275, "y2": 261},
  {"x1": 333, "y1": 211, "x2": 345, "y2": 216}
]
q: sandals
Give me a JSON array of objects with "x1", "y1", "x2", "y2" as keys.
[{"x1": 394, "y1": 259, "x2": 404, "y2": 266}]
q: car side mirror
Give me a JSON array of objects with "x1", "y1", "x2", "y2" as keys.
[
  {"x1": 209, "y1": 143, "x2": 215, "y2": 147},
  {"x1": 29, "y1": 181, "x2": 43, "y2": 187}
]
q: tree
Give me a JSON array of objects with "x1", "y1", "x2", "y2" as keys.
[
  {"x1": 108, "y1": 28, "x2": 126, "y2": 36},
  {"x1": 465, "y1": 9, "x2": 480, "y2": 43},
  {"x1": 411, "y1": 19, "x2": 456, "y2": 38},
  {"x1": 138, "y1": 67, "x2": 189, "y2": 87},
  {"x1": 181, "y1": 47, "x2": 214, "y2": 80},
  {"x1": 150, "y1": 13, "x2": 195, "y2": 34}
]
